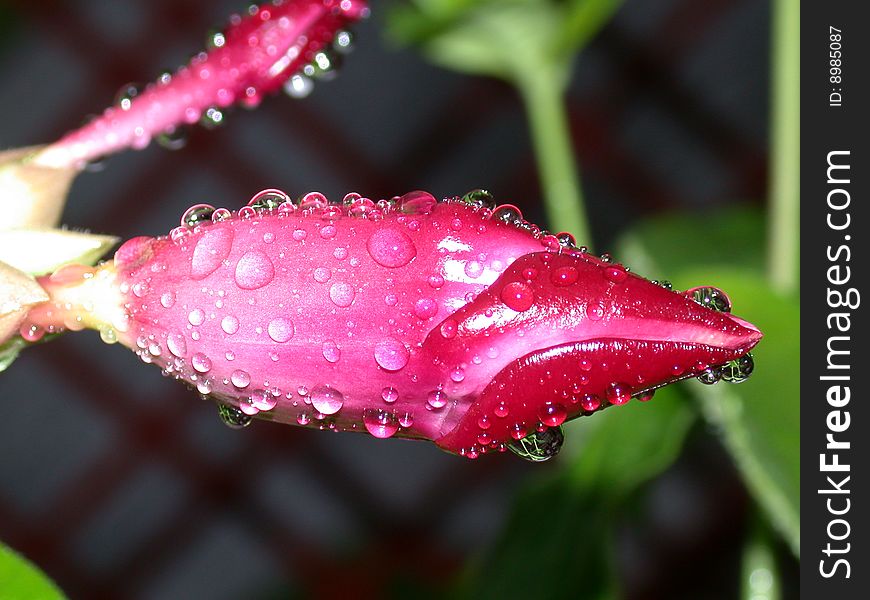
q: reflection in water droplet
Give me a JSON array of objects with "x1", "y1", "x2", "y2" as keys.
[
  {"x1": 311, "y1": 385, "x2": 344, "y2": 415},
  {"x1": 250, "y1": 389, "x2": 277, "y2": 411},
  {"x1": 720, "y1": 353, "x2": 754, "y2": 383},
  {"x1": 460, "y1": 189, "x2": 495, "y2": 210},
  {"x1": 427, "y1": 389, "x2": 447, "y2": 409},
  {"x1": 492, "y1": 204, "x2": 523, "y2": 225},
  {"x1": 580, "y1": 394, "x2": 601, "y2": 412},
  {"x1": 440, "y1": 319, "x2": 458, "y2": 339},
  {"x1": 381, "y1": 386, "x2": 398, "y2": 403},
  {"x1": 218, "y1": 404, "x2": 252, "y2": 429},
  {"x1": 606, "y1": 382, "x2": 631, "y2": 405},
  {"x1": 508, "y1": 427, "x2": 564, "y2": 462},
  {"x1": 398, "y1": 190, "x2": 437, "y2": 214},
  {"x1": 688, "y1": 286, "x2": 732, "y2": 313}
]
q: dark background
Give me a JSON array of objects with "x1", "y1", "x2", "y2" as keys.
[{"x1": 1, "y1": 0, "x2": 782, "y2": 598}]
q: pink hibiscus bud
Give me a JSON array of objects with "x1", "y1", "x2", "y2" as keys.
[
  {"x1": 25, "y1": 190, "x2": 762, "y2": 460},
  {"x1": 31, "y1": 0, "x2": 368, "y2": 170}
]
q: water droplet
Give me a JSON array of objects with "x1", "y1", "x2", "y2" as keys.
[
  {"x1": 333, "y1": 247, "x2": 348, "y2": 260},
  {"x1": 492, "y1": 204, "x2": 523, "y2": 225},
  {"x1": 248, "y1": 188, "x2": 288, "y2": 211},
  {"x1": 192, "y1": 353, "x2": 212, "y2": 373},
  {"x1": 322, "y1": 340, "x2": 341, "y2": 363},
  {"x1": 603, "y1": 264, "x2": 628, "y2": 284},
  {"x1": 384, "y1": 294, "x2": 398, "y2": 307},
  {"x1": 160, "y1": 292, "x2": 176, "y2": 308},
  {"x1": 231, "y1": 369, "x2": 251, "y2": 389},
  {"x1": 697, "y1": 367, "x2": 722, "y2": 385},
  {"x1": 460, "y1": 189, "x2": 495, "y2": 210},
  {"x1": 267, "y1": 318, "x2": 294, "y2": 343},
  {"x1": 635, "y1": 390, "x2": 655, "y2": 402},
  {"x1": 477, "y1": 415, "x2": 491, "y2": 429},
  {"x1": 381, "y1": 386, "x2": 398, "y2": 403},
  {"x1": 293, "y1": 228, "x2": 307, "y2": 241},
  {"x1": 427, "y1": 389, "x2": 447, "y2": 409},
  {"x1": 538, "y1": 402, "x2": 567, "y2": 427},
  {"x1": 463, "y1": 261, "x2": 483, "y2": 279},
  {"x1": 398, "y1": 412, "x2": 414, "y2": 428},
  {"x1": 313, "y1": 267, "x2": 331, "y2": 283},
  {"x1": 156, "y1": 126, "x2": 189, "y2": 150},
  {"x1": 311, "y1": 385, "x2": 344, "y2": 415},
  {"x1": 181, "y1": 204, "x2": 216, "y2": 228},
  {"x1": 235, "y1": 251, "x2": 274, "y2": 289},
  {"x1": 297, "y1": 411, "x2": 311, "y2": 425},
  {"x1": 551, "y1": 266, "x2": 579, "y2": 287},
  {"x1": 508, "y1": 427, "x2": 564, "y2": 462},
  {"x1": 556, "y1": 232, "x2": 577, "y2": 249},
  {"x1": 191, "y1": 227, "x2": 234, "y2": 279},
  {"x1": 218, "y1": 404, "x2": 252, "y2": 429},
  {"x1": 200, "y1": 106, "x2": 225, "y2": 129},
  {"x1": 299, "y1": 192, "x2": 328, "y2": 210},
  {"x1": 284, "y1": 73, "x2": 313, "y2": 98},
  {"x1": 494, "y1": 402, "x2": 509, "y2": 418},
  {"x1": 114, "y1": 82, "x2": 141, "y2": 111},
  {"x1": 688, "y1": 286, "x2": 732, "y2": 313},
  {"x1": 329, "y1": 282, "x2": 355, "y2": 307},
  {"x1": 320, "y1": 224, "x2": 337, "y2": 239},
  {"x1": 99, "y1": 326, "x2": 118, "y2": 344},
  {"x1": 221, "y1": 315, "x2": 240, "y2": 335},
  {"x1": 449, "y1": 366, "x2": 465, "y2": 382},
  {"x1": 606, "y1": 382, "x2": 631, "y2": 405},
  {"x1": 500, "y1": 281, "x2": 534, "y2": 312},
  {"x1": 374, "y1": 338, "x2": 410, "y2": 371},
  {"x1": 211, "y1": 208, "x2": 232, "y2": 222},
  {"x1": 585, "y1": 302, "x2": 604, "y2": 321},
  {"x1": 250, "y1": 389, "x2": 277, "y2": 411},
  {"x1": 363, "y1": 408, "x2": 399, "y2": 439},
  {"x1": 413, "y1": 298, "x2": 438, "y2": 320},
  {"x1": 399, "y1": 190, "x2": 436, "y2": 214},
  {"x1": 188, "y1": 309, "x2": 205, "y2": 326},
  {"x1": 167, "y1": 333, "x2": 187, "y2": 358},
  {"x1": 580, "y1": 394, "x2": 601, "y2": 412},
  {"x1": 439, "y1": 319, "x2": 458, "y2": 339},
  {"x1": 366, "y1": 228, "x2": 417, "y2": 268},
  {"x1": 333, "y1": 30, "x2": 354, "y2": 53},
  {"x1": 510, "y1": 423, "x2": 528, "y2": 440},
  {"x1": 428, "y1": 274, "x2": 444, "y2": 288},
  {"x1": 721, "y1": 353, "x2": 754, "y2": 383}
]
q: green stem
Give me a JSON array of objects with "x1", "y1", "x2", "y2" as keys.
[
  {"x1": 767, "y1": 0, "x2": 799, "y2": 295},
  {"x1": 518, "y1": 73, "x2": 591, "y2": 248}
]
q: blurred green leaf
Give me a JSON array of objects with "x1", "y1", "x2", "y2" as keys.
[
  {"x1": 617, "y1": 210, "x2": 800, "y2": 557},
  {"x1": 460, "y1": 387, "x2": 693, "y2": 599},
  {"x1": 0, "y1": 542, "x2": 65, "y2": 600}
]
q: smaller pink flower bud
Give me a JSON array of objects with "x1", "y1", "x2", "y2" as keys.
[{"x1": 32, "y1": 0, "x2": 368, "y2": 170}]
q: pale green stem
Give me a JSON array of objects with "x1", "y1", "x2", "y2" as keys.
[
  {"x1": 767, "y1": 0, "x2": 799, "y2": 295},
  {"x1": 518, "y1": 74, "x2": 592, "y2": 248},
  {"x1": 741, "y1": 518, "x2": 781, "y2": 600}
]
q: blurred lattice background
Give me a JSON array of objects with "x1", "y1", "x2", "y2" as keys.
[{"x1": 0, "y1": 0, "x2": 792, "y2": 598}]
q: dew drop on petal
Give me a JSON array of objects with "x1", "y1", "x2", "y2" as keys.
[
  {"x1": 267, "y1": 318, "x2": 294, "y2": 342},
  {"x1": 363, "y1": 408, "x2": 399, "y2": 439},
  {"x1": 160, "y1": 292, "x2": 176, "y2": 308},
  {"x1": 500, "y1": 281, "x2": 534, "y2": 312},
  {"x1": 311, "y1": 385, "x2": 344, "y2": 415},
  {"x1": 231, "y1": 369, "x2": 251, "y2": 389},
  {"x1": 603, "y1": 265, "x2": 628, "y2": 284},
  {"x1": 234, "y1": 251, "x2": 274, "y2": 290},
  {"x1": 322, "y1": 340, "x2": 341, "y2": 363},
  {"x1": 166, "y1": 333, "x2": 187, "y2": 358},
  {"x1": 413, "y1": 298, "x2": 438, "y2": 319},
  {"x1": 538, "y1": 402, "x2": 567, "y2": 427},
  {"x1": 551, "y1": 266, "x2": 579, "y2": 287},
  {"x1": 605, "y1": 382, "x2": 631, "y2": 405},
  {"x1": 374, "y1": 339, "x2": 410, "y2": 371},
  {"x1": 585, "y1": 302, "x2": 605, "y2": 321},
  {"x1": 221, "y1": 315, "x2": 240, "y2": 335},
  {"x1": 192, "y1": 352, "x2": 212, "y2": 373},
  {"x1": 427, "y1": 389, "x2": 447, "y2": 409},
  {"x1": 191, "y1": 227, "x2": 234, "y2": 280},
  {"x1": 366, "y1": 228, "x2": 417, "y2": 268},
  {"x1": 313, "y1": 267, "x2": 331, "y2": 283},
  {"x1": 329, "y1": 282, "x2": 355, "y2": 307},
  {"x1": 439, "y1": 319, "x2": 458, "y2": 339},
  {"x1": 188, "y1": 309, "x2": 205, "y2": 326},
  {"x1": 381, "y1": 386, "x2": 398, "y2": 403}
]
